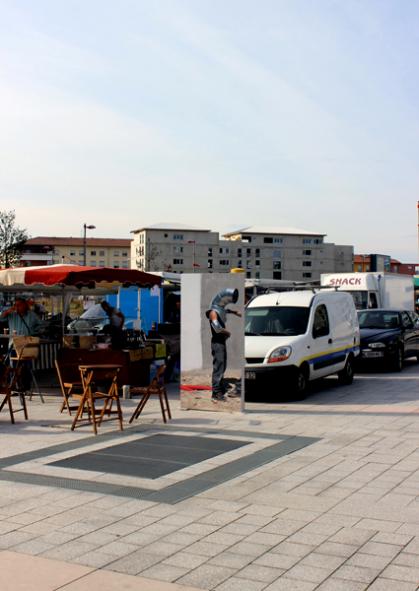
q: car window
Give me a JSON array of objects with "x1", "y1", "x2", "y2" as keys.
[
  {"x1": 358, "y1": 311, "x2": 399, "y2": 329},
  {"x1": 312, "y1": 304, "x2": 329, "y2": 338},
  {"x1": 401, "y1": 312, "x2": 413, "y2": 329}
]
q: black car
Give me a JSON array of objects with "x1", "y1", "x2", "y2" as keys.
[{"x1": 357, "y1": 309, "x2": 419, "y2": 371}]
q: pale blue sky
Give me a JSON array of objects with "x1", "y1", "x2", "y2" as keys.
[{"x1": 1, "y1": 0, "x2": 418, "y2": 260}]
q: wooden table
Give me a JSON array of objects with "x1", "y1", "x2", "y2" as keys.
[{"x1": 71, "y1": 364, "x2": 123, "y2": 434}]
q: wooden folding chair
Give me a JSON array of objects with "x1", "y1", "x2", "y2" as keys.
[
  {"x1": 10, "y1": 336, "x2": 44, "y2": 403},
  {"x1": 55, "y1": 360, "x2": 84, "y2": 415},
  {"x1": 71, "y1": 365, "x2": 123, "y2": 435},
  {"x1": 0, "y1": 359, "x2": 28, "y2": 423},
  {"x1": 129, "y1": 364, "x2": 171, "y2": 424}
]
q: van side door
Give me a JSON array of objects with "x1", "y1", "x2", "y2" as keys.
[{"x1": 310, "y1": 304, "x2": 346, "y2": 378}]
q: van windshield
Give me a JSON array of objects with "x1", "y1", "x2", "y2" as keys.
[{"x1": 245, "y1": 306, "x2": 310, "y2": 336}]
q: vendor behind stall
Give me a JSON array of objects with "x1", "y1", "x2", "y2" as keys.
[
  {"x1": 100, "y1": 301, "x2": 125, "y2": 349},
  {"x1": 1, "y1": 296, "x2": 41, "y2": 336}
]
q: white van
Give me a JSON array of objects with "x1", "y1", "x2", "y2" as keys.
[{"x1": 245, "y1": 290, "x2": 360, "y2": 397}]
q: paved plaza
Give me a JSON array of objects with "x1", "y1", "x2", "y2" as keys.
[{"x1": 1, "y1": 362, "x2": 419, "y2": 590}]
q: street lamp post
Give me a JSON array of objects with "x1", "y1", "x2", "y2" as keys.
[
  {"x1": 83, "y1": 224, "x2": 96, "y2": 266},
  {"x1": 187, "y1": 240, "x2": 196, "y2": 272}
]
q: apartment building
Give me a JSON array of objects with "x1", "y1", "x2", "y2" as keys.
[
  {"x1": 21, "y1": 237, "x2": 132, "y2": 268},
  {"x1": 131, "y1": 224, "x2": 353, "y2": 281}
]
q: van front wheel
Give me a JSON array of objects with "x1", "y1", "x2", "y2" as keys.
[
  {"x1": 293, "y1": 368, "x2": 307, "y2": 399},
  {"x1": 338, "y1": 357, "x2": 354, "y2": 385}
]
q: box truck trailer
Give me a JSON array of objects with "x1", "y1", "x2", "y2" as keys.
[{"x1": 320, "y1": 272, "x2": 414, "y2": 310}]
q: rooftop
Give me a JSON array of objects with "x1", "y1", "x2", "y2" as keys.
[
  {"x1": 131, "y1": 223, "x2": 211, "y2": 233},
  {"x1": 25, "y1": 237, "x2": 132, "y2": 247},
  {"x1": 223, "y1": 225, "x2": 326, "y2": 237}
]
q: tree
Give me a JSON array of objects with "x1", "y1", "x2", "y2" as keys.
[{"x1": 0, "y1": 210, "x2": 29, "y2": 268}]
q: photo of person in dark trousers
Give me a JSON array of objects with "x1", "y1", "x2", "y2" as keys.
[{"x1": 206, "y1": 288, "x2": 241, "y2": 401}]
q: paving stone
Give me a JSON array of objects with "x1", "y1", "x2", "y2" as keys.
[
  {"x1": 316, "y1": 541, "x2": 358, "y2": 557},
  {"x1": 177, "y1": 564, "x2": 236, "y2": 589},
  {"x1": 264, "y1": 577, "x2": 318, "y2": 590},
  {"x1": 215, "y1": 577, "x2": 267, "y2": 591},
  {"x1": 163, "y1": 551, "x2": 209, "y2": 570},
  {"x1": 99, "y1": 540, "x2": 140, "y2": 557},
  {"x1": 12, "y1": 539, "x2": 54, "y2": 555},
  {"x1": 41, "y1": 540, "x2": 98, "y2": 561},
  {"x1": 315, "y1": 578, "x2": 368, "y2": 590},
  {"x1": 367, "y1": 578, "x2": 418, "y2": 590},
  {"x1": 355, "y1": 518, "x2": 402, "y2": 532},
  {"x1": 372, "y1": 532, "x2": 414, "y2": 546},
  {"x1": 380, "y1": 564, "x2": 419, "y2": 583},
  {"x1": 333, "y1": 564, "x2": 382, "y2": 583},
  {"x1": 282, "y1": 564, "x2": 332, "y2": 584},
  {"x1": 140, "y1": 563, "x2": 189, "y2": 582},
  {"x1": 392, "y1": 552, "x2": 419, "y2": 567},
  {"x1": 361, "y1": 541, "x2": 403, "y2": 558},
  {"x1": 346, "y1": 552, "x2": 393, "y2": 570},
  {"x1": 329, "y1": 527, "x2": 376, "y2": 546},
  {"x1": 254, "y1": 552, "x2": 302, "y2": 570},
  {"x1": 72, "y1": 551, "x2": 116, "y2": 568},
  {"x1": 271, "y1": 541, "x2": 314, "y2": 558},
  {"x1": 0, "y1": 530, "x2": 36, "y2": 549},
  {"x1": 298, "y1": 552, "x2": 346, "y2": 570},
  {"x1": 105, "y1": 551, "x2": 162, "y2": 575},
  {"x1": 236, "y1": 564, "x2": 284, "y2": 583},
  {"x1": 209, "y1": 552, "x2": 254, "y2": 569},
  {"x1": 187, "y1": 540, "x2": 229, "y2": 557},
  {"x1": 227, "y1": 541, "x2": 271, "y2": 558}
]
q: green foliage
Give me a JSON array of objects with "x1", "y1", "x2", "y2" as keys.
[{"x1": 0, "y1": 210, "x2": 29, "y2": 268}]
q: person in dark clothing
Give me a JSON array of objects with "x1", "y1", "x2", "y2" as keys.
[
  {"x1": 206, "y1": 288, "x2": 241, "y2": 401},
  {"x1": 100, "y1": 301, "x2": 125, "y2": 349}
]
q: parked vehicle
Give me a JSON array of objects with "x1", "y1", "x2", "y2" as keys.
[
  {"x1": 245, "y1": 290, "x2": 360, "y2": 398},
  {"x1": 357, "y1": 309, "x2": 419, "y2": 371},
  {"x1": 320, "y1": 272, "x2": 414, "y2": 310}
]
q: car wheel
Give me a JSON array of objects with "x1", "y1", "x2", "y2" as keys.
[
  {"x1": 391, "y1": 347, "x2": 403, "y2": 372},
  {"x1": 292, "y1": 367, "x2": 308, "y2": 399},
  {"x1": 338, "y1": 356, "x2": 354, "y2": 385}
]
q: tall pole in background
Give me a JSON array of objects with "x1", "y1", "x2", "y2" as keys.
[{"x1": 82, "y1": 223, "x2": 96, "y2": 266}]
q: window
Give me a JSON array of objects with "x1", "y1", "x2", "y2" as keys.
[
  {"x1": 273, "y1": 271, "x2": 282, "y2": 279},
  {"x1": 89, "y1": 261, "x2": 97, "y2": 267},
  {"x1": 246, "y1": 260, "x2": 252, "y2": 269},
  {"x1": 70, "y1": 250, "x2": 76, "y2": 256},
  {"x1": 173, "y1": 234, "x2": 184, "y2": 241},
  {"x1": 272, "y1": 249, "x2": 281, "y2": 258},
  {"x1": 314, "y1": 238, "x2": 322, "y2": 244},
  {"x1": 264, "y1": 237, "x2": 273, "y2": 244},
  {"x1": 219, "y1": 247, "x2": 230, "y2": 255},
  {"x1": 122, "y1": 251, "x2": 128, "y2": 257},
  {"x1": 173, "y1": 246, "x2": 183, "y2": 254},
  {"x1": 313, "y1": 305, "x2": 329, "y2": 338},
  {"x1": 242, "y1": 235, "x2": 252, "y2": 242},
  {"x1": 99, "y1": 260, "x2": 105, "y2": 266},
  {"x1": 237, "y1": 260, "x2": 242, "y2": 267},
  {"x1": 303, "y1": 261, "x2": 312, "y2": 267},
  {"x1": 121, "y1": 260, "x2": 129, "y2": 268},
  {"x1": 255, "y1": 248, "x2": 260, "y2": 257},
  {"x1": 113, "y1": 250, "x2": 119, "y2": 256},
  {"x1": 173, "y1": 258, "x2": 183, "y2": 265},
  {"x1": 273, "y1": 261, "x2": 281, "y2": 270},
  {"x1": 219, "y1": 259, "x2": 230, "y2": 266},
  {"x1": 208, "y1": 247, "x2": 213, "y2": 257},
  {"x1": 303, "y1": 249, "x2": 312, "y2": 256},
  {"x1": 303, "y1": 238, "x2": 312, "y2": 244},
  {"x1": 237, "y1": 248, "x2": 242, "y2": 257},
  {"x1": 99, "y1": 250, "x2": 105, "y2": 256},
  {"x1": 302, "y1": 272, "x2": 312, "y2": 278},
  {"x1": 273, "y1": 237, "x2": 283, "y2": 244},
  {"x1": 255, "y1": 271, "x2": 260, "y2": 279},
  {"x1": 255, "y1": 260, "x2": 260, "y2": 266},
  {"x1": 246, "y1": 248, "x2": 251, "y2": 256},
  {"x1": 208, "y1": 259, "x2": 213, "y2": 269},
  {"x1": 90, "y1": 250, "x2": 96, "y2": 256},
  {"x1": 113, "y1": 264, "x2": 120, "y2": 268},
  {"x1": 78, "y1": 250, "x2": 84, "y2": 256},
  {"x1": 401, "y1": 312, "x2": 413, "y2": 329},
  {"x1": 246, "y1": 271, "x2": 251, "y2": 278}
]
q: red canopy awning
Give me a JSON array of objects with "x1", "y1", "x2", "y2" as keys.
[{"x1": 0, "y1": 265, "x2": 161, "y2": 290}]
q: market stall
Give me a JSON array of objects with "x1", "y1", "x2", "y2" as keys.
[{"x1": 0, "y1": 264, "x2": 163, "y2": 386}]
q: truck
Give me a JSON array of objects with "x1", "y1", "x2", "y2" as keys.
[{"x1": 320, "y1": 272, "x2": 414, "y2": 310}]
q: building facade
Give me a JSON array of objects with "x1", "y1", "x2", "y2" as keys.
[
  {"x1": 131, "y1": 224, "x2": 353, "y2": 281},
  {"x1": 21, "y1": 237, "x2": 132, "y2": 268}
]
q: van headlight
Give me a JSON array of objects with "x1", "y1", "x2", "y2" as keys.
[
  {"x1": 368, "y1": 342, "x2": 386, "y2": 349},
  {"x1": 268, "y1": 346, "x2": 292, "y2": 363}
]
